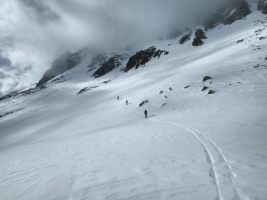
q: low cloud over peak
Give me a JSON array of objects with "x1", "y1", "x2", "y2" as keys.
[{"x1": 0, "y1": 0, "x2": 241, "y2": 95}]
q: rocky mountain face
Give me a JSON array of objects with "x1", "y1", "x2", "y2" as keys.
[
  {"x1": 178, "y1": 29, "x2": 207, "y2": 46},
  {"x1": 178, "y1": 0, "x2": 250, "y2": 47},
  {"x1": 124, "y1": 47, "x2": 169, "y2": 72},
  {"x1": 258, "y1": 0, "x2": 267, "y2": 14},
  {"x1": 202, "y1": 0, "x2": 251, "y2": 30},
  {"x1": 35, "y1": 46, "x2": 169, "y2": 87},
  {"x1": 93, "y1": 54, "x2": 129, "y2": 78}
]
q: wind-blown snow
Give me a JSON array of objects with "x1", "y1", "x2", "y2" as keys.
[{"x1": 0, "y1": 11, "x2": 267, "y2": 200}]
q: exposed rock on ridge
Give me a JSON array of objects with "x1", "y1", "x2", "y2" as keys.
[
  {"x1": 124, "y1": 47, "x2": 169, "y2": 72},
  {"x1": 93, "y1": 54, "x2": 129, "y2": 78},
  {"x1": 202, "y1": 0, "x2": 251, "y2": 30}
]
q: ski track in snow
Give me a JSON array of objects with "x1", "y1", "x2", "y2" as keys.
[{"x1": 152, "y1": 119, "x2": 249, "y2": 200}]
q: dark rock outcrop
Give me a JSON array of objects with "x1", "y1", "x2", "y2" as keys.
[
  {"x1": 258, "y1": 0, "x2": 267, "y2": 14},
  {"x1": 192, "y1": 29, "x2": 207, "y2": 46},
  {"x1": 208, "y1": 90, "x2": 216, "y2": 95},
  {"x1": 36, "y1": 51, "x2": 83, "y2": 87},
  {"x1": 93, "y1": 54, "x2": 129, "y2": 78},
  {"x1": 201, "y1": 86, "x2": 209, "y2": 91},
  {"x1": 195, "y1": 29, "x2": 207, "y2": 40},
  {"x1": 192, "y1": 37, "x2": 204, "y2": 46},
  {"x1": 179, "y1": 32, "x2": 192, "y2": 44},
  {"x1": 202, "y1": 76, "x2": 212, "y2": 82},
  {"x1": 124, "y1": 47, "x2": 169, "y2": 72},
  {"x1": 139, "y1": 100, "x2": 149, "y2": 107},
  {"x1": 202, "y1": 0, "x2": 251, "y2": 30}
]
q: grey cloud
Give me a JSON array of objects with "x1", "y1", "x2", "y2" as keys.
[
  {"x1": 0, "y1": 55, "x2": 11, "y2": 67},
  {"x1": 18, "y1": 0, "x2": 60, "y2": 23},
  {"x1": 15, "y1": 0, "x2": 220, "y2": 51}
]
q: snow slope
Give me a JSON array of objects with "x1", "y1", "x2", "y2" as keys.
[{"x1": 0, "y1": 12, "x2": 267, "y2": 200}]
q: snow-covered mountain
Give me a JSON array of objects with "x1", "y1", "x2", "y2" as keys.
[{"x1": 0, "y1": 1, "x2": 267, "y2": 200}]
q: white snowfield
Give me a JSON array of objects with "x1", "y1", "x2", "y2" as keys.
[{"x1": 0, "y1": 12, "x2": 267, "y2": 200}]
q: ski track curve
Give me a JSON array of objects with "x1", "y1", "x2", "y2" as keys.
[{"x1": 151, "y1": 119, "x2": 249, "y2": 200}]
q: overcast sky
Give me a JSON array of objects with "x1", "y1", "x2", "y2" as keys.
[{"x1": 0, "y1": 0, "x2": 250, "y2": 96}]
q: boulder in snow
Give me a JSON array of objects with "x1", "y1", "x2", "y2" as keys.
[
  {"x1": 201, "y1": 86, "x2": 209, "y2": 91},
  {"x1": 208, "y1": 90, "x2": 216, "y2": 95},
  {"x1": 192, "y1": 29, "x2": 207, "y2": 46},
  {"x1": 202, "y1": 76, "x2": 212, "y2": 82},
  {"x1": 236, "y1": 39, "x2": 244, "y2": 43}
]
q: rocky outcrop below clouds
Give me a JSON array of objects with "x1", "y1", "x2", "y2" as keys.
[{"x1": 124, "y1": 47, "x2": 169, "y2": 72}]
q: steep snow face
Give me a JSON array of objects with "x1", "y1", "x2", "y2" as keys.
[{"x1": 0, "y1": 11, "x2": 267, "y2": 200}]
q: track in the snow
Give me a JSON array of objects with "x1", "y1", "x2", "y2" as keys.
[{"x1": 151, "y1": 119, "x2": 248, "y2": 200}]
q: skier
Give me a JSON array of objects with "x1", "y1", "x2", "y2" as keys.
[
  {"x1": 117, "y1": 96, "x2": 120, "y2": 100},
  {"x1": 144, "y1": 110, "x2": 148, "y2": 118},
  {"x1": 126, "y1": 100, "x2": 129, "y2": 105}
]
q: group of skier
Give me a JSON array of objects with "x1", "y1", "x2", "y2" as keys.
[{"x1": 117, "y1": 96, "x2": 148, "y2": 118}]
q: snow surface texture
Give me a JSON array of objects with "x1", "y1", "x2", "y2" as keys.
[{"x1": 0, "y1": 12, "x2": 267, "y2": 200}]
